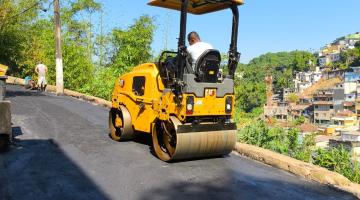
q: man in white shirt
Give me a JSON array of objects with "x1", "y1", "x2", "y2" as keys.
[
  {"x1": 35, "y1": 63, "x2": 48, "y2": 91},
  {"x1": 187, "y1": 31, "x2": 213, "y2": 69}
]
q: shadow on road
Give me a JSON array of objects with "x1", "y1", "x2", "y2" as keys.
[
  {"x1": 11, "y1": 126, "x2": 23, "y2": 138},
  {"x1": 5, "y1": 88, "x2": 45, "y2": 97},
  {"x1": 0, "y1": 128, "x2": 110, "y2": 200},
  {"x1": 137, "y1": 170, "x2": 358, "y2": 200},
  {"x1": 132, "y1": 132, "x2": 158, "y2": 158}
]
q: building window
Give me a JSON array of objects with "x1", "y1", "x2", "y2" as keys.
[
  {"x1": 132, "y1": 76, "x2": 146, "y2": 96},
  {"x1": 315, "y1": 105, "x2": 318, "y2": 109},
  {"x1": 330, "y1": 105, "x2": 333, "y2": 109}
]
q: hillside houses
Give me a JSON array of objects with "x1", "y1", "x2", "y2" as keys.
[
  {"x1": 318, "y1": 32, "x2": 360, "y2": 67},
  {"x1": 264, "y1": 66, "x2": 360, "y2": 127},
  {"x1": 263, "y1": 32, "x2": 360, "y2": 161},
  {"x1": 293, "y1": 67, "x2": 322, "y2": 93}
]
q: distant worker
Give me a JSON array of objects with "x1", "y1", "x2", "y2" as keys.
[
  {"x1": 187, "y1": 31, "x2": 213, "y2": 68},
  {"x1": 35, "y1": 63, "x2": 48, "y2": 92}
]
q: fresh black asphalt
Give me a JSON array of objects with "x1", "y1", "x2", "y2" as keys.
[{"x1": 0, "y1": 85, "x2": 358, "y2": 200}]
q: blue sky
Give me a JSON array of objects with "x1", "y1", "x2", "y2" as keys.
[{"x1": 95, "y1": 0, "x2": 360, "y2": 63}]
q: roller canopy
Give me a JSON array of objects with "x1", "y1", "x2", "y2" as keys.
[{"x1": 148, "y1": 0, "x2": 243, "y2": 15}]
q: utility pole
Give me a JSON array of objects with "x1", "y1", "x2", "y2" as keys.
[
  {"x1": 99, "y1": 9, "x2": 103, "y2": 66},
  {"x1": 54, "y1": 0, "x2": 64, "y2": 95},
  {"x1": 88, "y1": 12, "x2": 92, "y2": 61}
]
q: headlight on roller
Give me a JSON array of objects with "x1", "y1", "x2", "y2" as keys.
[
  {"x1": 186, "y1": 96, "x2": 194, "y2": 115},
  {"x1": 225, "y1": 96, "x2": 232, "y2": 114}
]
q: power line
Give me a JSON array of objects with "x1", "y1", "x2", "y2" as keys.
[
  {"x1": 7, "y1": 2, "x2": 40, "y2": 20},
  {"x1": 4, "y1": 0, "x2": 53, "y2": 22}
]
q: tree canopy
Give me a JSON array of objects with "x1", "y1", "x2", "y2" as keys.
[{"x1": 0, "y1": 0, "x2": 155, "y2": 100}]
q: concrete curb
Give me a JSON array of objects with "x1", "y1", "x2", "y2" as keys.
[
  {"x1": 6, "y1": 76, "x2": 112, "y2": 108},
  {"x1": 0, "y1": 101, "x2": 11, "y2": 135},
  {"x1": 6, "y1": 76, "x2": 360, "y2": 198},
  {"x1": 235, "y1": 142, "x2": 360, "y2": 198},
  {"x1": 6, "y1": 76, "x2": 25, "y2": 86},
  {"x1": 0, "y1": 101, "x2": 12, "y2": 151}
]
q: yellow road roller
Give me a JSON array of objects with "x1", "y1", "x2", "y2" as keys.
[
  {"x1": 0, "y1": 64, "x2": 8, "y2": 101},
  {"x1": 109, "y1": 0, "x2": 243, "y2": 161},
  {"x1": 0, "y1": 64, "x2": 8, "y2": 77}
]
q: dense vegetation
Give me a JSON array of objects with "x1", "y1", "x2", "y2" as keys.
[
  {"x1": 238, "y1": 121, "x2": 360, "y2": 183},
  {"x1": 235, "y1": 51, "x2": 316, "y2": 113},
  {"x1": 336, "y1": 42, "x2": 360, "y2": 69},
  {"x1": 0, "y1": 0, "x2": 154, "y2": 100}
]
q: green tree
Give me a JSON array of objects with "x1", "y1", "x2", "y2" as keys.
[
  {"x1": 275, "y1": 68, "x2": 293, "y2": 90},
  {"x1": 287, "y1": 128, "x2": 299, "y2": 154},
  {"x1": 0, "y1": 0, "x2": 39, "y2": 75},
  {"x1": 235, "y1": 79, "x2": 266, "y2": 112},
  {"x1": 293, "y1": 133, "x2": 315, "y2": 162},
  {"x1": 0, "y1": 0, "x2": 101, "y2": 91},
  {"x1": 235, "y1": 50, "x2": 316, "y2": 113},
  {"x1": 313, "y1": 145, "x2": 360, "y2": 183},
  {"x1": 287, "y1": 93, "x2": 299, "y2": 103},
  {"x1": 238, "y1": 121, "x2": 289, "y2": 154},
  {"x1": 264, "y1": 126, "x2": 289, "y2": 154},
  {"x1": 81, "y1": 15, "x2": 156, "y2": 100},
  {"x1": 110, "y1": 15, "x2": 155, "y2": 75},
  {"x1": 293, "y1": 116, "x2": 305, "y2": 125}
]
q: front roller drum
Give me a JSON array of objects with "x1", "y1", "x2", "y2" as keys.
[
  {"x1": 109, "y1": 105, "x2": 134, "y2": 141},
  {"x1": 152, "y1": 116, "x2": 236, "y2": 162}
]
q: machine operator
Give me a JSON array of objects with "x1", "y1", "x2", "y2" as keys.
[{"x1": 187, "y1": 31, "x2": 213, "y2": 69}]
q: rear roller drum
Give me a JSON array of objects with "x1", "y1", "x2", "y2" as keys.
[{"x1": 109, "y1": 105, "x2": 134, "y2": 141}]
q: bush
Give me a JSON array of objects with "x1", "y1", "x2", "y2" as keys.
[
  {"x1": 264, "y1": 126, "x2": 289, "y2": 154},
  {"x1": 287, "y1": 93, "x2": 299, "y2": 103},
  {"x1": 237, "y1": 121, "x2": 270, "y2": 147},
  {"x1": 313, "y1": 145, "x2": 360, "y2": 183},
  {"x1": 238, "y1": 121, "x2": 289, "y2": 155},
  {"x1": 293, "y1": 116, "x2": 305, "y2": 125},
  {"x1": 238, "y1": 121, "x2": 360, "y2": 183},
  {"x1": 287, "y1": 128, "x2": 299, "y2": 153},
  {"x1": 293, "y1": 133, "x2": 315, "y2": 162}
]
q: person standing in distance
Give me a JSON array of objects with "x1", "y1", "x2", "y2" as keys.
[
  {"x1": 35, "y1": 62, "x2": 48, "y2": 92},
  {"x1": 187, "y1": 31, "x2": 213, "y2": 69}
]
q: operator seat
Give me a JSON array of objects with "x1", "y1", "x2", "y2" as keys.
[{"x1": 194, "y1": 49, "x2": 221, "y2": 83}]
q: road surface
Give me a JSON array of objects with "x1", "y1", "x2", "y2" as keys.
[{"x1": 0, "y1": 85, "x2": 357, "y2": 200}]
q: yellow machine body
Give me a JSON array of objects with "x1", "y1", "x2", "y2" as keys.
[
  {"x1": 112, "y1": 63, "x2": 235, "y2": 132},
  {"x1": 110, "y1": 63, "x2": 236, "y2": 161},
  {"x1": 109, "y1": 0, "x2": 240, "y2": 161},
  {"x1": 0, "y1": 64, "x2": 8, "y2": 77}
]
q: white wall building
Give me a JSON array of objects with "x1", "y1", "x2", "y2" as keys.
[
  {"x1": 294, "y1": 67, "x2": 322, "y2": 93},
  {"x1": 344, "y1": 82, "x2": 357, "y2": 95}
]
